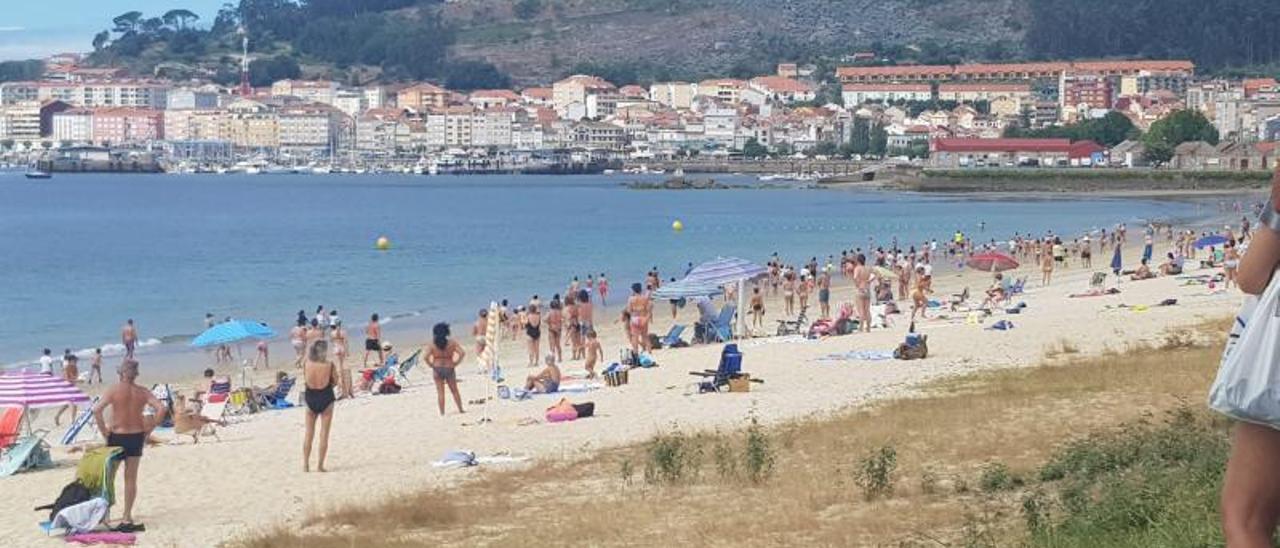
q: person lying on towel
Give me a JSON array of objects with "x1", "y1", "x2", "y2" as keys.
[{"x1": 525, "y1": 354, "x2": 562, "y2": 394}]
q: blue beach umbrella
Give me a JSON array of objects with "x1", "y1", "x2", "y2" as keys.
[
  {"x1": 683, "y1": 257, "x2": 769, "y2": 287},
  {"x1": 652, "y1": 278, "x2": 725, "y2": 300},
  {"x1": 1194, "y1": 235, "x2": 1229, "y2": 249},
  {"x1": 682, "y1": 257, "x2": 769, "y2": 337},
  {"x1": 191, "y1": 320, "x2": 276, "y2": 348},
  {"x1": 1110, "y1": 244, "x2": 1123, "y2": 275}
]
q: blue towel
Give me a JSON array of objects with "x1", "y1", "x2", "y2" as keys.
[{"x1": 988, "y1": 320, "x2": 1015, "y2": 331}]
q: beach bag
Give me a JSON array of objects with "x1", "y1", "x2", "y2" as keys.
[
  {"x1": 603, "y1": 368, "x2": 629, "y2": 387},
  {"x1": 35, "y1": 480, "x2": 92, "y2": 523},
  {"x1": 571, "y1": 402, "x2": 595, "y2": 418},
  {"x1": 546, "y1": 399, "x2": 578, "y2": 423},
  {"x1": 1208, "y1": 274, "x2": 1280, "y2": 427}
]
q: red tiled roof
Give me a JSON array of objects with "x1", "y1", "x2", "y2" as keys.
[
  {"x1": 698, "y1": 79, "x2": 747, "y2": 89},
  {"x1": 839, "y1": 60, "x2": 1194, "y2": 79},
  {"x1": 470, "y1": 89, "x2": 521, "y2": 100},
  {"x1": 932, "y1": 138, "x2": 1073, "y2": 153},
  {"x1": 618, "y1": 85, "x2": 648, "y2": 97},
  {"x1": 521, "y1": 87, "x2": 553, "y2": 99},
  {"x1": 555, "y1": 75, "x2": 615, "y2": 90},
  {"x1": 1067, "y1": 140, "x2": 1105, "y2": 158},
  {"x1": 842, "y1": 83, "x2": 931, "y2": 92},
  {"x1": 938, "y1": 83, "x2": 1031, "y2": 92},
  {"x1": 749, "y1": 76, "x2": 814, "y2": 93},
  {"x1": 400, "y1": 83, "x2": 447, "y2": 95}
]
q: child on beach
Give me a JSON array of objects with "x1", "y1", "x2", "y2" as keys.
[
  {"x1": 584, "y1": 330, "x2": 603, "y2": 379},
  {"x1": 750, "y1": 287, "x2": 765, "y2": 330}
]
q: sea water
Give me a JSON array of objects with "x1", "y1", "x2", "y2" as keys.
[{"x1": 0, "y1": 172, "x2": 1204, "y2": 370}]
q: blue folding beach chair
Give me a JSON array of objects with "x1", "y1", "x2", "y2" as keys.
[
  {"x1": 395, "y1": 349, "x2": 422, "y2": 385},
  {"x1": 689, "y1": 343, "x2": 762, "y2": 392},
  {"x1": 259, "y1": 377, "x2": 296, "y2": 409},
  {"x1": 61, "y1": 397, "x2": 98, "y2": 446},
  {"x1": 660, "y1": 324, "x2": 686, "y2": 348},
  {"x1": 0, "y1": 430, "x2": 51, "y2": 477},
  {"x1": 711, "y1": 304, "x2": 737, "y2": 342}
]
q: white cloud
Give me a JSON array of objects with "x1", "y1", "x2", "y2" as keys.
[{"x1": 0, "y1": 27, "x2": 26, "y2": 32}]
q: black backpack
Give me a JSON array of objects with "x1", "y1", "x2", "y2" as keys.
[{"x1": 35, "y1": 480, "x2": 92, "y2": 522}]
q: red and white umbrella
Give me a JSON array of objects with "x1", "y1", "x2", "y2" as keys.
[
  {"x1": 0, "y1": 372, "x2": 91, "y2": 409},
  {"x1": 966, "y1": 252, "x2": 1020, "y2": 272}
]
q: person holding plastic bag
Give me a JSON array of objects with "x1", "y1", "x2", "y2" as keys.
[{"x1": 1220, "y1": 166, "x2": 1280, "y2": 547}]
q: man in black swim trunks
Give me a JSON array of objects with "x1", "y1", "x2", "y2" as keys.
[{"x1": 93, "y1": 359, "x2": 166, "y2": 532}]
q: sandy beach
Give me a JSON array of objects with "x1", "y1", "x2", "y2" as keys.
[{"x1": 0, "y1": 225, "x2": 1247, "y2": 546}]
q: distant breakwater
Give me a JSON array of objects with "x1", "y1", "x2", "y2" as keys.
[{"x1": 896, "y1": 168, "x2": 1270, "y2": 193}]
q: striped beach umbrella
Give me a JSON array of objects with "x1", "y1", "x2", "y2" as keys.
[
  {"x1": 0, "y1": 372, "x2": 91, "y2": 409},
  {"x1": 684, "y1": 257, "x2": 769, "y2": 287},
  {"x1": 0, "y1": 372, "x2": 91, "y2": 435}
]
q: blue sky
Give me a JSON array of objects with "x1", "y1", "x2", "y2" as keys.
[{"x1": 0, "y1": 1, "x2": 226, "y2": 60}]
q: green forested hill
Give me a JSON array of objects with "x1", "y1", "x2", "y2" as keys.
[{"x1": 81, "y1": 0, "x2": 1280, "y2": 88}]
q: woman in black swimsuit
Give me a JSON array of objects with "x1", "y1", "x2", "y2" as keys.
[
  {"x1": 302, "y1": 340, "x2": 338, "y2": 473},
  {"x1": 427, "y1": 323, "x2": 466, "y2": 416},
  {"x1": 525, "y1": 303, "x2": 542, "y2": 368}
]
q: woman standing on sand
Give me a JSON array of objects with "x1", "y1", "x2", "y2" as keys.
[
  {"x1": 566, "y1": 293, "x2": 582, "y2": 360},
  {"x1": 911, "y1": 266, "x2": 932, "y2": 321},
  {"x1": 290, "y1": 319, "x2": 306, "y2": 368},
  {"x1": 798, "y1": 274, "x2": 811, "y2": 313},
  {"x1": 1040, "y1": 243, "x2": 1055, "y2": 286},
  {"x1": 426, "y1": 323, "x2": 465, "y2": 416},
  {"x1": 302, "y1": 340, "x2": 337, "y2": 473},
  {"x1": 598, "y1": 273, "x2": 609, "y2": 306},
  {"x1": 1224, "y1": 240, "x2": 1240, "y2": 290},
  {"x1": 330, "y1": 325, "x2": 351, "y2": 399},
  {"x1": 750, "y1": 287, "x2": 765, "y2": 330},
  {"x1": 546, "y1": 297, "x2": 563, "y2": 364},
  {"x1": 1221, "y1": 167, "x2": 1280, "y2": 546},
  {"x1": 627, "y1": 283, "x2": 652, "y2": 354},
  {"x1": 525, "y1": 303, "x2": 542, "y2": 368},
  {"x1": 782, "y1": 273, "x2": 796, "y2": 316}
]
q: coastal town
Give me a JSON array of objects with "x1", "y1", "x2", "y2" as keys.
[{"x1": 0, "y1": 53, "x2": 1277, "y2": 175}]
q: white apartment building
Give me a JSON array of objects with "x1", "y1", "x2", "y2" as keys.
[
  {"x1": 271, "y1": 80, "x2": 338, "y2": 106},
  {"x1": 552, "y1": 75, "x2": 615, "y2": 119},
  {"x1": 702, "y1": 105, "x2": 739, "y2": 148},
  {"x1": 471, "y1": 109, "x2": 514, "y2": 148},
  {"x1": 167, "y1": 87, "x2": 221, "y2": 110},
  {"x1": 278, "y1": 105, "x2": 342, "y2": 155},
  {"x1": 841, "y1": 83, "x2": 932, "y2": 105},
  {"x1": 51, "y1": 108, "x2": 93, "y2": 142},
  {"x1": 649, "y1": 82, "x2": 697, "y2": 110},
  {"x1": 163, "y1": 109, "x2": 226, "y2": 142},
  {"x1": 1, "y1": 101, "x2": 42, "y2": 141}
]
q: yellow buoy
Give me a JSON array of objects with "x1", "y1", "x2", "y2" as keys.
[
  {"x1": 672, "y1": 220, "x2": 684, "y2": 232},
  {"x1": 375, "y1": 236, "x2": 391, "y2": 250}
]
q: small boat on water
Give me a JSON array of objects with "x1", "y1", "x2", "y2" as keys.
[{"x1": 25, "y1": 170, "x2": 52, "y2": 179}]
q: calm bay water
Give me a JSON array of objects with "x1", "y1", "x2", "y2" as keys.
[{"x1": 0, "y1": 172, "x2": 1202, "y2": 368}]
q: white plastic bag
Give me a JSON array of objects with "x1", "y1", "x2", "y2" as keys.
[{"x1": 1209, "y1": 273, "x2": 1280, "y2": 427}]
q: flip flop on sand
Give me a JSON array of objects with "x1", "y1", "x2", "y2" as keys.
[{"x1": 112, "y1": 522, "x2": 146, "y2": 533}]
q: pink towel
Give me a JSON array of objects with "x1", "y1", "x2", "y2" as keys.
[{"x1": 65, "y1": 532, "x2": 136, "y2": 545}]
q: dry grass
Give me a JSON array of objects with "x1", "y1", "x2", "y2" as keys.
[{"x1": 227, "y1": 320, "x2": 1229, "y2": 548}]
